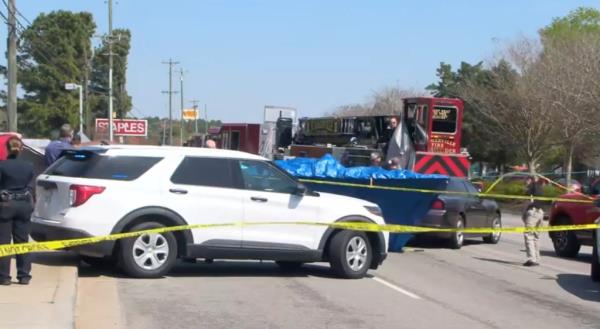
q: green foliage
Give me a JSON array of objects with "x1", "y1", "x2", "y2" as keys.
[
  {"x1": 540, "y1": 7, "x2": 600, "y2": 43},
  {"x1": 426, "y1": 61, "x2": 517, "y2": 167},
  {"x1": 89, "y1": 29, "x2": 132, "y2": 123},
  {"x1": 17, "y1": 11, "x2": 96, "y2": 138}
]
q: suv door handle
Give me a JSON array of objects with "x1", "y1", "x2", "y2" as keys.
[
  {"x1": 169, "y1": 188, "x2": 188, "y2": 195},
  {"x1": 250, "y1": 196, "x2": 268, "y2": 203}
]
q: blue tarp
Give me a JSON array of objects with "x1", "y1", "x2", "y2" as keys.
[
  {"x1": 275, "y1": 154, "x2": 445, "y2": 180},
  {"x1": 276, "y1": 154, "x2": 448, "y2": 251}
]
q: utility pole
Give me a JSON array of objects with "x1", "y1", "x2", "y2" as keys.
[
  {"x1": 204, "y1": 104, "x2": 208, "y2": 134},
  {"x1": 190, "y1": 100, "x2": 200, "y2": 134},
  {"x1": 108, "y1": 0, "x2": 114, "y2": 142},
  {"x1": 179, "y1": 68, "x2": 184, "y2": 146},
  {"x1": 162, "y1": 59, "x2": 179, "y2": 145},
  {"x1": 6, "y1": 0, "x2": 17, "y2": 132}
]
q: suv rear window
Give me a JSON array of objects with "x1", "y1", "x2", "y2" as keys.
[
  {"x1": 170, "y1": 157, "x2": 239, "y2": 189},
  {"x1": 46, "y1": 154, "x2": 162, "y2": 181}
]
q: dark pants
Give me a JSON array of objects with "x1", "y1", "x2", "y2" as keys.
[{"x1": 0, "y1": 200, "x2": 33, "y2": 281}]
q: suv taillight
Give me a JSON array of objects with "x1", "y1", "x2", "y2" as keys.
[
  {"x1": 431, "y1": 199, "x2": 445, "y2": 210},
  {"x1": 69, "y1": 185, "x2": 105, "y2": 207}
]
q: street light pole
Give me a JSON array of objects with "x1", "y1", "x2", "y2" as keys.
[{"x1": 65, "y1": 83, "x2": 83, "y2": 135}]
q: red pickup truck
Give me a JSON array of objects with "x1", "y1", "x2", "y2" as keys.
[{"x1": 549, "y1": 179, "x2": 600, "y2": 257}]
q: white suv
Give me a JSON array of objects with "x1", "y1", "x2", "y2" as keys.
[{"x1": 31, "y1": 146, "x2": 388, "y2": 279}]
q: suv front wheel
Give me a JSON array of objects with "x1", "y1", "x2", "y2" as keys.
[
  {"x1": 328, "y1": 230, "x2": 372, "y2": 279},
  {"x1": 119, "y1": 222, "x2": 178, "y2": 278}
]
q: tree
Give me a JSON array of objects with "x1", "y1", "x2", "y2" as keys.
[
  {"x1": 330, "y1": 87, "x2": 424, "y2": 116},
  {"x1": 89, "y1": 29, "x2": 133, "y2": 127},
  {"x1": 539, "y1": 7, "x2": 600, "y2": 185},
  {"x1": 457, "y1": 38, "x2": 558, "y2": 174},
  {"x1": 427, "y1": 61, "x2": 516, "y2": 170},
  {"x1": 17, "y1": 11, "x2": 96, "y2": 137}
]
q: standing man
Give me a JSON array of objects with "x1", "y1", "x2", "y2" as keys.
[
  {"x1": 523, "y1": 175, "x2": 544, "y2": 267},
  {"x1": 44, "y1": 124, "x2": 73, "y2": 166}
]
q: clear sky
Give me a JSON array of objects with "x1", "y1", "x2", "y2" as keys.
[{"x1": 4, "y1": 0, "x2": 599, "y2": 123}]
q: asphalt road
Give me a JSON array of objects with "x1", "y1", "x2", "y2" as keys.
[{"x1": 76, "y1": 213, "x2": 600, "y2": 329}]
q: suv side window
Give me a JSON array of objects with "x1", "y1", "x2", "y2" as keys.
[
  {"x1": 171, "y1": 157, "x2": 238, "y2": 189},
  {"x1": 238, "y1": 160, "x2": 298, "y2": 194}
]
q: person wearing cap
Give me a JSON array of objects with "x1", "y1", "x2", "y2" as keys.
[
  {"x1": 0, "y1": 137, "x2": 35, "y2": 285},
  {"x1": 205, "y1": 139, "x2": 217, "y2": 149},
  {"x1": 522, "y1": 175, "x2": 544, "y2": 267},
  {"x1": 386, "y1": 157, "x2": 401, "y2": 170},
  {"x1": 44, "y1": 123, "x2": 73, "y2": 166},
  {"x1": 370, "y1": 152, "x2": 383, "y2": 167}
]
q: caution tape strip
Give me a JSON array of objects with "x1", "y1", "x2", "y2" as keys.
[
  {"x1": 1, "y1": 221, "x2": 599, "y2": 258},
  {"x1": 298, "y1": 178, "x2": 595, "y2": 204}
]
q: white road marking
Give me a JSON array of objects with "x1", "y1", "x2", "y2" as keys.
[{"x1": 372, "y1": 276, "x2": 422, "y2": 300}]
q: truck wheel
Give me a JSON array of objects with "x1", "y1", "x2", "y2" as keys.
[
  {"x1": 119, "y1": 222, "x2": 178, "y2": 278},
  {"x1": 449, "y1": 217, "x2": 465, "y2": 249},
  {"x1": 328, "y1": 230, "x2": 372, "y2": 279},
  {"x1": 483, "y1": 214, "x2": 502, "y2": 244},
  {"x1": 550, "y1": 217, "x2": 581, "y2": 258},
  {"x1": 592, "y1": 232, "x2": 600, "y2": 282}
]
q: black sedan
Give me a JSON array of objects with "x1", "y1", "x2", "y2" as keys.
[{"x1": 416, "y1": 178, "x2": 502, "y2": 249}]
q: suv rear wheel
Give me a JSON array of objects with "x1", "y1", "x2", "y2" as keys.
[
  {"x1": 550, "y1": 217, "x2": 581, "y2": 258},
  {"x1": 328, "y1": 230, "x2": 372, "y2": 279},
  {"x1": 119, "y1": 222, "x2": 178, "y2": 278}
]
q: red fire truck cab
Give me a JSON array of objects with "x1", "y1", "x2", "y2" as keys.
[{"x1": 404, "y1": 97, "x2": 469, "y2": 177}]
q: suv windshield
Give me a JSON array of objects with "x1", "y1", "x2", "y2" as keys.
[{"x1": 46, "y1": 153, "x2": 162, "y2": 181}]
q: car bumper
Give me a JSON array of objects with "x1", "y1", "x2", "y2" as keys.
[
  {"x1": 30, "y1": 221, "x2": 115, "y2": 258},
  {"x1": 416, "y1": 209, "x2": 454, "y2": 239}
]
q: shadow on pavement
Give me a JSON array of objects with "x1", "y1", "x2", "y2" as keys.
[
  {"x1": 29, "y1": 251, "x2": 79, "y2": 266},
  {"x1": 78, "y1": 260, "x2": 339, "y2": 280},
  {"x1": 540, "y1": 250, "x2": 592, "y2": 264},
  {"x1": 407, "y1": 237, "x2": 485, "y2": 250},
  {"x1": 472, "y1": 256, "x2": 523, "y2": 266},
  {"x1": 556, "y1": 274, "x2": 600, "y2": 302}
]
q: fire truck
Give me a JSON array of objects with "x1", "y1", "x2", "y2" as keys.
[{"x1": 290, "y1": 97, "x2": 470, "y2": 177}]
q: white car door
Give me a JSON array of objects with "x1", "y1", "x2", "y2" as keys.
[
  {"x1": 163, "y1": 156, "x2": 243, "y2": 248},
  {"x1": 235, "y1": 159, "x2": 323, "y2": 250}
]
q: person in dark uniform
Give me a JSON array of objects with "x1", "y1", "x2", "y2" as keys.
[{"x1": 0, "y1": 137, "x2": 35, "y2": 285}]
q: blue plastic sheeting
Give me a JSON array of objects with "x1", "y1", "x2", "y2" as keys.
[
  {"x1": 276, "y1": 155, "x2": 448, "y2": 252},
  {"x1": 275, "y1": 154, "x2": 445, "y2": 180}
]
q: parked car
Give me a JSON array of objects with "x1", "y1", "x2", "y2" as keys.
[
  {"x1": 549, "y1": 178, "x2": 600, "y2": 258},
  {"x1": 555, "y1": 178, "x2": 583, "y2": 193},
  {"x1": 592, "y1": 217, "x2": 600, "y2": 282},
  {"x1": 31, "y1": 146, "x2": 388, "y2": 279},
  {"x1": 417, "y1": 178, "x2": 502, "y2": 249}
]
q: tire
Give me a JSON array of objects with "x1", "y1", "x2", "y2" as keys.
[
  {"x1": 119, "y1": 222, "x2": 178, "y2": 278},
  {"x1": 449, "y1": 216, "x2": 465, "y2": 249},
  {"x1": 80, "y1": 255, "x2": 113, "y2": 268},
  {"x1": 592, "y1": 232, "x2": 600, "y2": 282},
  {"x1": 483, "y1": 214, "x2": 502, "y2": 244},
  {"x1": 550, "y1": 217, "x2": 581, "y2": 258},
  {"x1": 328, "y1": 230, "x2": 372, "y2": 279},
  {"x1": 275, "y1": 261, "x2": 303, "y2": 271}
]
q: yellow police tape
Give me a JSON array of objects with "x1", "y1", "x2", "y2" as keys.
[
  {"x1": 298, "y1": 178, "x2": 595, "y2": 204},
  {"x1": 1, "y1": 221, "x2": 599, "y2": 258}
]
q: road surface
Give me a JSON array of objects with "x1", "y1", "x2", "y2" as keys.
[{"x1": 75, "y1": 213, "x2": 600, "y2": 329}]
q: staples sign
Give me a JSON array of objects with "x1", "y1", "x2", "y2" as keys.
[{"x1": 95, "y1": 119, "x2": 148, "y2": 137}]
